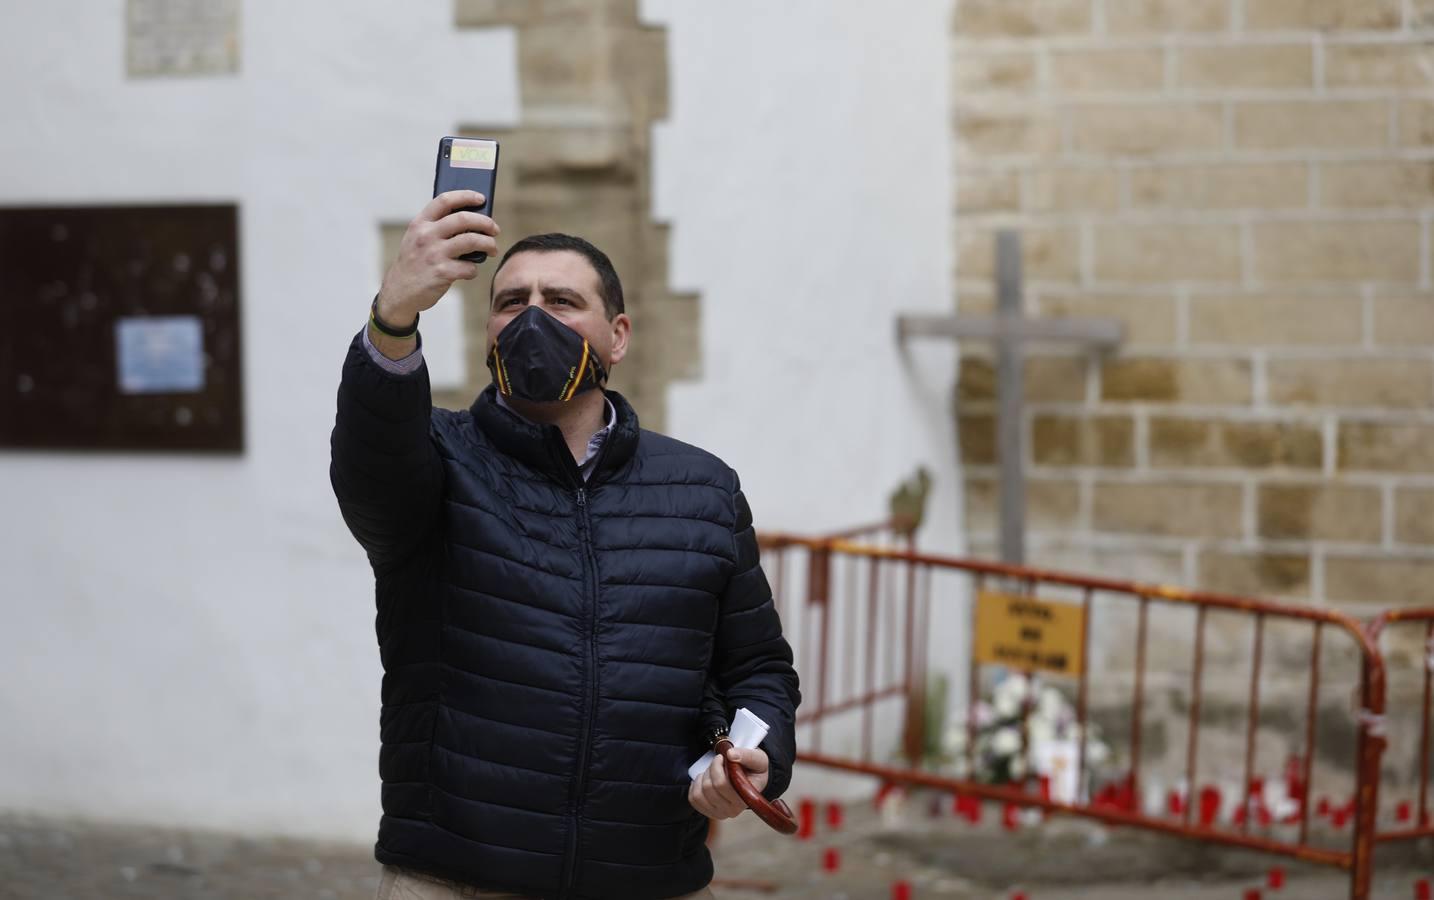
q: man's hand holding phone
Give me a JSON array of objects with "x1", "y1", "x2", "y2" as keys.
[{"x1": 374, "y1": 190, "x2": 500, "y2": 329}]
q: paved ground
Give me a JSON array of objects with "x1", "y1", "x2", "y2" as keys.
[{"x1": 2, "y1": 791, "x2": 1431, "y2": 899}]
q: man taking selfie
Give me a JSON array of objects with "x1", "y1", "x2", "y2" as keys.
[{"x1": 330, "y1": 189, "x2": 801, "y2": 899}]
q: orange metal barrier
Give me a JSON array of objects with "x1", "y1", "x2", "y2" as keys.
[
  {"x1": 1368, "y1": 609, "x2": 1434, "y2": 849},
  {"x1": 759, "y1": 533, "x2": 1390, "y2": 900}
]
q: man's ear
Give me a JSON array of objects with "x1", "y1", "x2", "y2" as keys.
[{"x1": 607, "y1": 314, "x2": 632, "y2": 368}]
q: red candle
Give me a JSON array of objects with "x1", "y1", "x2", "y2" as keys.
[
  {"x1": 822, "y1": 847, "x2": 840, "y2": 873},
  {"x1": 1167, "y1": 789, "x2": 1184, "y2": 817},
  {"x1": 1199, "y1": 785, "x2": 1222, "y2": 827},
  {"x1": 798, "y1": 798, "x2": 816, "y2": 841},
  {"x1": 963, "y1": 796, "x2": 983, "y2": 825},
  {"x1": 1002, "y1": 803, "x2": 1020, "y2": 832}
]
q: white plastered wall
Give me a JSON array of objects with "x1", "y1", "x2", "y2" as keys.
[
  {"x1": 645, "y1": 0, "x2": 964, "y2": 800},
  {"x1": 0, "y1": 1, "x2": 517, "y2": 840}
]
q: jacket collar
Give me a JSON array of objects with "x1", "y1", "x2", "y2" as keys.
[{"x1": 470, "y1": 383, "x2": 640, "y2": 487}]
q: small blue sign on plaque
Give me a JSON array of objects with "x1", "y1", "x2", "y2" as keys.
[{"x1": 115, "y1": 316, "x2": 205, "y2": 394}]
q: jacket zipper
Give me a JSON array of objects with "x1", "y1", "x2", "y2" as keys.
[{"x1": 563, "y1": 486, "x2": 600, "y2": 898}]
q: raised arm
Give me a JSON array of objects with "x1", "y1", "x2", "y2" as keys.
[{"x1": 328, "y1": 190, "x2": 500, "y2": 574}]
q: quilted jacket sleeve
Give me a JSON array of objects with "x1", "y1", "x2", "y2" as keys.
[
  {"x1": 711, "y1": 482, "x2": 802, "y2": 802},
  {"x1": 329, "y1": 326, "x2": 445, "y2": 575}
]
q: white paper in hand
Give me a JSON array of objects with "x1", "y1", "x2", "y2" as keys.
[{"x1": 688, "y1": 708, "x2": 769, "y2": 781}]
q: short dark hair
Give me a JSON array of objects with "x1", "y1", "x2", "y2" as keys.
[{"x1": 491, "y1": 233, "x2": 625, "y2": 320}]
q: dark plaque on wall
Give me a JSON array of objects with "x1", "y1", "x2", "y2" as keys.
[{"x1": 0, "y1": 205, "x2": 244, "y2": 453}]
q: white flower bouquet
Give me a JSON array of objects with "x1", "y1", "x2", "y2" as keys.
[{"x1": 939, "y1": 673, "x2": 1111, "y2": 797}]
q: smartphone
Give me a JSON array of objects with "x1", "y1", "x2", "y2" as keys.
[{"x1": 433, "y1": 135, "x2": 500, "y2": 264}]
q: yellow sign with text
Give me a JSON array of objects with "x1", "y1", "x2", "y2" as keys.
[{"x1": 974, "y1": 591, "x2": 1086, "y2": 677}]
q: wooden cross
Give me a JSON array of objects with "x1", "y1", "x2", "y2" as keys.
[{"x1": 897, "y1": 231, "x2": 1125, "y2": 565}]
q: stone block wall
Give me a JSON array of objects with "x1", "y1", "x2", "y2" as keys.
[
  {"x1": 441, "y1": 0, "x2": 699, "y2": 430},
  {"x1": 952, "y1": 0, "x2": 1434, "y2": 792},
  {"x1": 953, "y1": 0, "x2": 1434, "y2": 620}
]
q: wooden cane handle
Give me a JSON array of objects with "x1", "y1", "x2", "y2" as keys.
[{"x1": 712, "y1": 738, "x2": 799, "y2": 835}]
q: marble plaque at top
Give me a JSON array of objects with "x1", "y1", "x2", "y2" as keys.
[{"x1": 127, "y1": 0, "x2": 240, "y2": 78}]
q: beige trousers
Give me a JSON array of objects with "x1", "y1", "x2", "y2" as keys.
[{"x1": 375, "y1": 865, "x2": 717, "y2": 899}]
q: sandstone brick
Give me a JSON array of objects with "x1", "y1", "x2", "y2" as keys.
[
  {"x1": 953, "y1": 0, "x2": 1094, "y2": 36},
  {"x1": 1149, "y1": 417, "x2": 1323, "y2": 468},
  {"x1": 1395, "y1": 487, "x2": 1434, "y2": 544},
  {"x1": 958, "y1": 226, "x2": 1081, "y2": 282},
  {"x1": 1024, "y1": 167, "x2": 1122, "y2": 212},
  {"x1": 1049, "y1": 48, "x2": 1166, "y2": 92},
  {"x1": 1033, "y1": 413, "x2": 1136, "y2": 467},
  {"x1": 1188, "y1": 294, "x2": 1362, "y2": 345},
  {"x1": 1258, "y1": 483, "x2": 1383, "y2": 541},
  {"x1": 1199, "y1": 551, "x2": 1311, "y2": 598},
  {"x1": 1417, "y1": 0, "x2": 1434, "y2": 28},
  {"x1": 1244, "y1": 0, "x2": 1401, "y2": 31},
  {"x1": 1036, "y1": 290, "x2": 1178, "y2": 344},
  {"x1": 1268, "y1": 358, "x2": 1434, "y2": 408},
  {"x1": 1253, "y1": 221, "x2": 1421, "y2": 284},
  {"x1": 1023, "y1": 358, "x2": 1092, "y2": 402},
  {"x1": 1128, "y1": 163, "x2": 1310, "y2": 210},
  {"x1": 1037, "y1": 546, "x2": 1188, "y2": 587},
  {"x1": 965, "y1": 476, "x2": 1082, "y2": 531},
  {"x1": 957, "y1": 168, "x2": 1021, "y2": 213},
  {"x1": 956, "y1": 284, "x2": 997, "y2": 316},
  {"x1": 1093, "y1": 224, "x2": 1243, "y2": 283},
  {"x1": 1105, "y1": 0, "x2": 1229, "y2": 33},
  {"x1": 517, "y1": 25, "x2": 615, "y2": 109},
  {"x1": 953, "y1": 51, "x2": 1040, "y2": 93},
  {"x1": 1070, "y1": 103, "x2": 1225, "y2": 156},
  {"x1": 455, "y1": 0, "x2": 536, "y2": 26},
  {"x1": 1320, "y1": 161, "x2": 1434, "y2": 209},
  {"x1": 1325, "y1": 555, "x2": 1434, "y2": 606},
  {"x1": 1177, "y1": 44, "x2": 1314, "y2": 89},
  {"x1": 495, "y1": 126, "x2": 634, "y2": 177},
  {"x1": 958, "y1": 413, "x2": 997, "y2": 465},
  {"x1": 1325, "y1": 43, "x2": 1434, "y2": 89},
  {"x1": 1233, "y1": 100, "x2": 1390, "y2": 151},
  {"x1": 1093, "y1": 480, "x2": 1244, "y2": 537},
  {"x1": 1339, "y1": 422, "x2": 1434, "y2": 472},
  {"x1": 1103, "y1": 358, "x2": 1253, "y2": 404},
  {"x1": 955, "y1": 108, "x2": 1064, "y2": 157},
  {"x1": 957, "y1": 355, "x2": 1088, "y2": 404},
  {"x1": 1373, "y1": 297, "x2": 1434, "y2": 346},
  {"x1": 613, "y1": 27, "x2": 669, "y2": 119},
  {"x1": 1398, "y1": 100, "x2": 1434, "y2": 148}
]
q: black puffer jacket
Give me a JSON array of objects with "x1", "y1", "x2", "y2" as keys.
[{"x1": 329, "y1": 330, "x2": 801, "y2": 899}]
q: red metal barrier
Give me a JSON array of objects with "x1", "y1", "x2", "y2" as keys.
[{"x1": 760, "y1": 533, "x2": 1390, "y2": 900}]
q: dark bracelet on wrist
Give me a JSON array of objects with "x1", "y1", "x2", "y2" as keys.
[{"x1": 369, "y1": 295, "x2": 419, "y2": 339}]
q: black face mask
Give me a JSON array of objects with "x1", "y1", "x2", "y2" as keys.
[{"x1": 487, "y1": 306, "x2": 607, "y2": 403}]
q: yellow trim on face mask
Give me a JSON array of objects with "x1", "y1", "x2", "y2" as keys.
[
  {"x1": 492, "y1": 349, "x2": 511, "y2": 395},
  {"x1": 563, "y1": 342, "x2": 591, "y2": 402}
]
